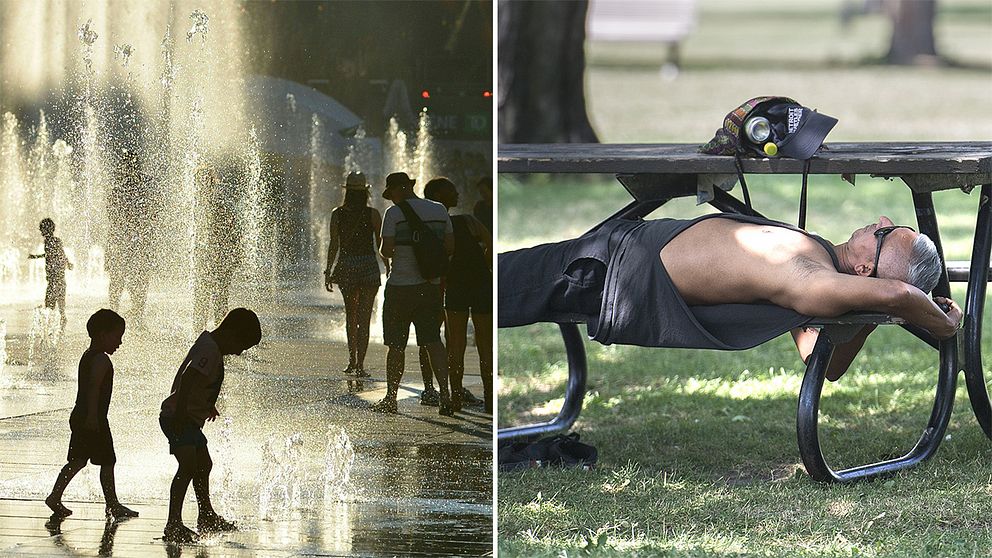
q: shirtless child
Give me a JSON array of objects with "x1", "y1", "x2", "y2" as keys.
[
  {"x1": 159, "y1": 308, "x2": 261, "y2": 543},
  {"x1": 45, "y1": 309, "x2": 138, "y2": 519},
  {"x1": 28, "y1": 218, "x2": 72, "y2": 328}
]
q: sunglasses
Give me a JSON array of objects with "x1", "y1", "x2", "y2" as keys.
[{"x1": 869, "y1": 225, "x2": 915, "y2": 278}]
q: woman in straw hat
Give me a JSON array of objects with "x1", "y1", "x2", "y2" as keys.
[{"x1": 324, "y1": 172, "x2": 388, "y2": 377}]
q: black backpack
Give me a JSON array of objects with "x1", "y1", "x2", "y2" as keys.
[{"x1": 396, "y1": 200, "x2": 449, "y2": 280}]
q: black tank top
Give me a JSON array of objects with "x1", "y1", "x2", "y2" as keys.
[
  {"x1": 337, "y1": 206, "x2": 375, "y2": 257},
  {"x1": 499, "y1": 214, "x2": 842, "y2": 351},
  {"x1": 70, "y1": 349, "x2": 113, "y2": 427},
  {"x1": 448, "y1": 215, "x2": 490, "y2": 287}
]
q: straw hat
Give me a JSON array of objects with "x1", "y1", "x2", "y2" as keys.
[{"x1": 344, "y1": 171, "x2": 370, "y2": 190}]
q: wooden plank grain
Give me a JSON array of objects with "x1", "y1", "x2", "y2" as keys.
[{"x1": 498, "y1": 142, "x2": 992, "y2": 179}]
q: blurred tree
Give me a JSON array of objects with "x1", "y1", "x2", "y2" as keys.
[
  {"x1": 498, "y1": 0, "x2": 599, "y2": 143},
  {"x1": 885, "y1": 0, "x2": 938, "y2": 65}
]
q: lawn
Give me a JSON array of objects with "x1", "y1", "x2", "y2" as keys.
[{"x1": 497, "y1": 1, "x2": 992, "y2": 556}]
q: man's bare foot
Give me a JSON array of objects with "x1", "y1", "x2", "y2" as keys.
[{"x1": 45, "y1": 495, "x2": 72, "y2": 517}]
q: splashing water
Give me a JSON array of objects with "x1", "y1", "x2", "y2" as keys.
[
  {"x1": 413, "y1": 108, "x2": 434, "y2": 186},
  {"x1": 114, "y1": 43, "x2": 134, "y2": 68},
  {"x1": 384, "y1": 117, "x2": 409, "y2": 174},
  {"x1": 322, "y1": 426, "x2": 355, "y2": 501},
  {"x1": 77, "y1": 19, "x2": 98, "y2": 47},
  {"x1": 258, "y1": 433, "x2": 309, "y2": 520},
  {"x1": 0, "y1": 319, "x2": 8, "y2": 388},
  {"x1": 186, "y1": 10, "x2": 209, "y2": 43},
  {"x1": 215, "y1": 415, "x2": 236, "y2": 518},
  {"x1": 27, "y1": 307, "x2": 61, "y2": 369}
]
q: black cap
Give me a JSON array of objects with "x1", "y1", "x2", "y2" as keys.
[
  {"x1": 382, "y1": 172, "x2": 415, "y2": 198},
  {"x1": 767, "y1": 104, "x2": 838, "y2": 160}
]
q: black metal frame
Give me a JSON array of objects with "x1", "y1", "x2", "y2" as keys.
[{"x1": 498, "y1": 175, "x2": 992, "y2": 483}]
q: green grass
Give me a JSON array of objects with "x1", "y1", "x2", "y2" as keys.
[
  {"x1": 498, "y1": 0, "x2": 992, "y2": 551},
  {"x1": 498, "y1": 178, "x2": 992, "y2": 556},
  {"x1": 582, "y1": 0, "x2": 992, "y2": 144}
]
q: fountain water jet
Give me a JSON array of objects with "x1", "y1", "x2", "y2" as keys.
[{"x1": 322, "y1": 426, "x2": 355, "y2": 501}]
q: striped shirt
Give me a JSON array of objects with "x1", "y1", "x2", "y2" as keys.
[{"x1": 381, "y1": 198, "x2": 452, "y2": 286}]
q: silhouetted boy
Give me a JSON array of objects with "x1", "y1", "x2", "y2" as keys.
[
  {"x1": 28, "y1": 218, "x2": 72, "y2": 327},
  {"x1": 45, "y1": 309, "x2": 138, "y2": 519},
  {"x1": 159, "y1": 308, "x2": 262, "y2": 543}
]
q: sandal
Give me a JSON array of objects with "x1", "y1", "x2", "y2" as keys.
[
  {"x1": 106, "y1": 503, "x2": 139, "y2": 519},
  {"x1": 370, "y1": 397, "x2": 397, "y2": 414},
  {"x1": 420, "y1": 387, "x2": 440, "y2": 407},
  {"x1": 498, "y1": 432, "x2": 598, "y2": 472},
  {"x1": 197, "y1": 513, "x2": 237, "y2": 533},
  {"x1": 163, "y1": 521, "x2": 199, "y2": 544}
]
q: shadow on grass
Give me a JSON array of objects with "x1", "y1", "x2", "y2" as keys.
[{"x1": 499, "y1": 317, "x2": 992, "y2": 477}]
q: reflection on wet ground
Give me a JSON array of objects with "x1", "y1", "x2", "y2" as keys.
[{"x1": 0, "y1": 298, "x2": 493, "y2": 557}]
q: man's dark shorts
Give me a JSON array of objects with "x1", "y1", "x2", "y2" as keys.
[
  {"x1": 444, "y1": 281, "x2": 492, "y2": 313},
  {"x1": 159, "y1": 414, "x2": 208, "y2": 454},
  {"x1": 67, "y1": 421, "x2": 116, "y2": 465},
  {"x1": 383, "y1": 283, "x2": 443, "y2": 349}
]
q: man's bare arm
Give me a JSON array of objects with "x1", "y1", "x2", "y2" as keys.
[
  {"x1": 380, "y1": 236, "x2": 395, "y2": 260},
  {"x1": 779, "y1": 272, "x2": 961, "y2": 339},
  {"x1": 444, "y1": 232, "x2": 454, "y2": 258},
  {"x1": 791, "y1": 325, "x2": 877, "y2": 381}
]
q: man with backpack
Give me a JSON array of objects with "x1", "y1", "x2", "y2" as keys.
[{"x1": 376, "y1": 172, "x2": 456, "y2": 416}]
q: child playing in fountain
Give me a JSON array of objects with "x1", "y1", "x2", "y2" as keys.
[
  {"x1": 27, "y1": 218, "x2": 72, "y2": 328},
  {"x1": 45, "y1": 309, "x2": 139, "y2": 520},
  {"x1": 159, "y1": 307, "x2": 262, "y2": 544}
]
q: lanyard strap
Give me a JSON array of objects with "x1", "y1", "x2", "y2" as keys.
[
  {"x1": 733, "y1": 154, "x2": 753, "y2": 214},
  {"x1": 798, "y1": 159, "x2": 811, "y2": 230}
]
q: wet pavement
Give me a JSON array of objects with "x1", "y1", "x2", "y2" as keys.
[{"x1": 0, "y1": 292, "x2": 493, "y2": 557}]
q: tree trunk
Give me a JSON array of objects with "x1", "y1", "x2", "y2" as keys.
[
  {"x1": 498, "y1": 0, "x2": 599, "y2": 144},
  {"x1": 885, "y1": 0, "x2": 939, "y2": 65}
]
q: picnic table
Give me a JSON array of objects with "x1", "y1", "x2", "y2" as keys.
[{"x1": 498, "y1": 142, "x2": 992, "y2": 483}]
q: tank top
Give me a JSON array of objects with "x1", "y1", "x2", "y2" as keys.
[
  {"x1": 69, "y1": 349, "x2": 113, "y2": 427},
  {"x1": 499, "y1": 214, "x2": 842, "y2": 351},
  {"x1": 448, "y1": 215, "x2": 490, "y2": 287},
  {"x1": 337, "y1": 206, "x2": 375, "y2": 257}
]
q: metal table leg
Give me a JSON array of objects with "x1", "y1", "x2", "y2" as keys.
[
  {"x1": 963, "y1": 184, "x2": 992, "y2": 438},
  {"x1": 797, "y1": 326, "x2": 958, "y2": 483},
  {"x1": 498, "y1": 323, "x2": 588, "y2": 442}
]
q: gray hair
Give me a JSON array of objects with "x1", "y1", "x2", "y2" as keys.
[{"x1": 906, "y1": 234, "x2": 942, "y2": 293}]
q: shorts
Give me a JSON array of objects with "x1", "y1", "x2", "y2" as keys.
[
  {"x1": 46, "y1": 277, "x2": 66, "y2": 309},
  {"x1": 382, "y1": 283, "x2": 443, "y2": 349},
  {"x1": 67, "y1": 422, "x2": 116, "y2": 465},
  {"x1": 444, "y1": 281, "x2": 492, "y2": 313},
  {"x1": 159, "y1": 414, "x2": 208, "y2": 454}
]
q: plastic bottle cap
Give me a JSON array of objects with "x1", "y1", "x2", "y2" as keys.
[{"x1": 763, "y1": 142, "x2": 778, "y2": 156}]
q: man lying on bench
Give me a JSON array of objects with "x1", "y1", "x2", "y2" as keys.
[{"x1": 498, "y1": 213, "x2": 963, "y2": 381}]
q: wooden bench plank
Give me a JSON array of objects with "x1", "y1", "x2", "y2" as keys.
[{"x1": 498, "y1": 142, "x2": 992, "y2": 183}]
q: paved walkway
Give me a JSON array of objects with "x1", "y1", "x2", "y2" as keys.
[{"x1": 0, "y1": 294, "x2": 493, "y2": 557}]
